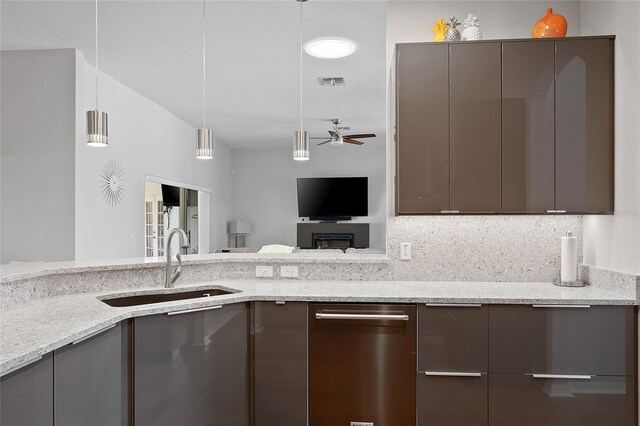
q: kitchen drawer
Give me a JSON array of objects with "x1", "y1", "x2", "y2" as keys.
[
  {"x1": 418, "y1": 372, "x2": 487, "y2": 426},
  {"x1": 489, "y1": 305, "x2": 635, "y2": 375},
  {"x1": 488, "y1": 374, "x2": 635, "y2": 426},
  {"x1": 418, "y1": 304, "x2": 487, "y2": 372}
]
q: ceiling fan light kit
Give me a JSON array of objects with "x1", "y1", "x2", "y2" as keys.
[
  {"x1": 86, "y1": 0, "x2": 109, "y2": 147},
  {"x1": 312, "y1": 118, "x2": 376, "y2": 147}
]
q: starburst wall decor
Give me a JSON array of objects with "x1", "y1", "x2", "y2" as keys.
[{"x1": 100, "y1": 159, "x2": 125, "y2": 206}]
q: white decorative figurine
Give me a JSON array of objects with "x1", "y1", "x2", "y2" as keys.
[{"x1": 462, "y1": 13, "x2": 483, "y2": 40}]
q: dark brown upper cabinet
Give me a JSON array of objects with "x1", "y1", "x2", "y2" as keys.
[
  {"x1": 502, "y1": 41, "x2": 555, "y2": 213},
  {"x1": 395, "y1": 36, "x2": 614, "y2": 215},
  {"x1": 556, "y1": 38, "x2": 614, "y2": 213},
  {"x1": 450, "y1": 42, "x2": 502, "y2": 213},
  {"x1": 396, "y1": 43, "x2": 450, "y2": 214}
]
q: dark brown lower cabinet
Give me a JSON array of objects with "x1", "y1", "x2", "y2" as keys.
[
  {"x1": 134, "y1": 303, "x2": 249, "y2": 426},
  {"x1": 54, "y1": 321, "x2": 129, "y2": 426},
  {"x1": 252, "y1": 302, "x2": 307, "y2": 426},
  {"x1": 418, "y1": 373, "x2": 487, "y2": 426},
  {"x1": 0, "y1": 353, "x2": 53, "y2": 425},
  {"x1": 309, "y1": 304, "x2": 416, "y2": 426},
  {"x1": 489, "y1": 374, "x2": 636, "y2": 426}
]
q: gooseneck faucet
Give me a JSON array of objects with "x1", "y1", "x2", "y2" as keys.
[{"x1": 165, "y1": 228, "x2": 190, "y2": 288}]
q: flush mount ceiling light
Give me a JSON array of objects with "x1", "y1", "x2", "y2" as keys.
[
  {"x1": 293, "y1": 0, "x2": 310, "y2": 161},
  {"x1": 196, "y1": 0, "x2": 214, "y2": 159},
  {"x1": 86, "y1": 0, "x2": 108, "y2": 147},
  {"x1": 304, "y1": 38, "x2": 357, "y2": 59}
]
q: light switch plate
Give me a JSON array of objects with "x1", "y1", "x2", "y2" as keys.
[
  {"x1": 400, "y1": 242, "x2": 411, "y2": 260},
  {"x1": 255, "y1": 265, "x2": 273, "y2": 278},
  {"x1": 280, "y1": 265, "x2": 299, "y2": 278}
]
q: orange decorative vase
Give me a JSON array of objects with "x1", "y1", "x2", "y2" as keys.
[{"x1": 532, "y1": 8, "x2": 567, "y2": 38}]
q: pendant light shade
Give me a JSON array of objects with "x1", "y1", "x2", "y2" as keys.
[
  {"x1": 293, "y1": 130, "x2": 310, "y2": 161},
  {"x1": 86, "y1": 0, "x2": 108, "y2": 147},
  {"x1": 196, "y1": 0, "x2": 214, "y2": 159},
  {"x1": 293, "y1": 0, "x2": 309, "y2": 161},
  {"x1": 86, "y1": 110, "x2": 108, "y2": 147},
  {"x1": 197, "y1": 128, "x2": 214, "y2": 159}
]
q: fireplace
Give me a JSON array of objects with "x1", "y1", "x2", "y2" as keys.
[
  {"x1": 297, "y1": 223, "x2": 369, "y2": 249},
  {"x1": 312, "y1": 233, "x2": 355, "y2": 250}
]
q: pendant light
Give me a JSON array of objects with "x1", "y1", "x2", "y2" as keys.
[
  {"x1": 196, "y1": 0, "x2": 214, "y2": 159},
  {"x1": 293, "y1": 0, "x2": 310, "y2": 161},
  {"x1": 86, "y1": 0, "x2": 108, "y2": 147}
]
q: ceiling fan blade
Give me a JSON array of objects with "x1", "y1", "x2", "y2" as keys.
[
  {"x1": 343, "y1": 139, "x2": 365, "y2": 145},
  {"x1": 316, "y1": 140, "x2": 332, "y2": 146},
  {"x1": 344, "y1": 133, "x2": 376, "y2": 139}
]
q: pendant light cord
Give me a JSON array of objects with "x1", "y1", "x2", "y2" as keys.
[
  {"x1": 202, "y1": 0, "x2": 206, "y2": 129},
  {"x1": 95, "y1": 0, "x2": 99, "y2": 111},
  {"x1": 299, "y1": 0, "x2": 303, "y2": 130}
]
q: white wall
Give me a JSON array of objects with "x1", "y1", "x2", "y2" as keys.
[
  {"x1": 76, "y1": 55, "x2": 232, "y2": 260},
  {"x1": 384, "y1": 1, "x2": 585, "y2": 270},
  {"x1": 1, "y1": 49, "x2": 77, "y2": 262},
  {"x1": 230, "y1": 145, "x2": 386, "y2": 250},
  {"x1": 581, "y1": 1, "x2": 640, "y2": 274}
]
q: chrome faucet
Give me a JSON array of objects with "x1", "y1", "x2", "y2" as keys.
[{"x1": 165, "y1": 228, "x2": 190, "y2": 288}]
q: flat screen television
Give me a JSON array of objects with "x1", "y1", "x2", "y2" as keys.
[
  {"x1": 297, "y1": 177, "x2": 368, "y2": 219},
  {"x1": 161, "y1": 184, "x2": 180, "y2": 207}
]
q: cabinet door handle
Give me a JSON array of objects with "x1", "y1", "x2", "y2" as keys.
[
  {"x1": 73, "y1": 324, "x2": 116, "y2": 345},
  {"x1": 532, "y1": 304, "x2": 591, "y2": 308},
  {"x1": 315, "y1": 313, "x2": 409, "y2": 321},
  {"x1": 425, "y1": 371, "x2": 482, "y2": 377},
  {"x1": 424, "y1": 303, "x2": 482, "y2": 307},
  {"x1": 167, "y1": 305, "x2": 222, "y2": 316},
  {"x1": 532, "y1": 374, "x2": 592, "y2": 380}
]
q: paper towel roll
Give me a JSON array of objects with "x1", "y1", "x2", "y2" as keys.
[{"x1": 561, "y1": 231, "x2": 577, "y2": 282}]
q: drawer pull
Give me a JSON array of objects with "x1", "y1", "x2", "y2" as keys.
[
  {"x1": 424, "y1": 303, "x2": 482, "y2": 308},
  {"x1": 167, "y1": 305, "x2": 222, "y2": 316},
  {"x1": 532, "y1": 374, "x2": 592, "y2": 380},
  {"x1": 315, "y1": 313, "x2": 409, "y2": 321},
  {"x1": 532, "y1": 304, "x2": 591, "y2": 308},
  {"x1": 425, "y1": 371, "x2": 482, "y2": 377},
  {"x1": 275, "y1": 301, "x2": 286, "y2": 305},
  {"x1": 73, "y1": 324, "x2": 116, "y2": 345}
]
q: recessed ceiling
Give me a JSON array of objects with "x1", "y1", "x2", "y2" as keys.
[{"x1": 1, "y1": 0, "x2": 387, "y2": 149}]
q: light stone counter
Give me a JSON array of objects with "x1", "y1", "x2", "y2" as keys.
[
  {"x1": 0, "y1": 253, "x2": 390, "y2": 283},
  {"x1": 0, "y1": 279, "x2": 635, "y2": 375}
]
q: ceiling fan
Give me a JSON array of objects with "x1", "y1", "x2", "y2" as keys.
[{"x1": 311, "y1": 119, "x2": 376, "y2": 146}]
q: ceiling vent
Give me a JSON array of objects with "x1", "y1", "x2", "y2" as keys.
[{"x1": 319, "y1": 77, "x2": 345, "y2": 86}]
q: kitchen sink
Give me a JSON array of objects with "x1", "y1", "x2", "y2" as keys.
[{"x1": 101, "y1": 288, "x2": 236, "y2": 307}]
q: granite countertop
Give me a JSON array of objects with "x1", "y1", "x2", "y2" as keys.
[
  {"x1": 0, "y1": 253, "x2": 390, "y2": 282},
  {"x1": 0, "y1": 279, "x2": 635, "y2": 375}
]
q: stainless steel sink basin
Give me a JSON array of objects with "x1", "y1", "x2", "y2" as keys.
[{"x1": 101, "y1": 288, "x2": 235, "y2": 307}]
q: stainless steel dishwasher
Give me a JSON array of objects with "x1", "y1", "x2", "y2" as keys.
[{"x1": 309, "y1": 303, "x2": 417, "y2": 426}]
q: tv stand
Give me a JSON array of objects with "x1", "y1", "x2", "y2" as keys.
[{"x1": 310, "y1": 216, "x2": 352, "y2": 222}]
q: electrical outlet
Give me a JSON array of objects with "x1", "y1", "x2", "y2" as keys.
[
  {"x1": 280, "y1": 265, "x2": 299, "y2": 278},
  {"x1": 400, "y1": 242, "x2": 411, "y2": 260},
  {"x1": 255, "y1": 265, "x2": 273, "y2": 278}
]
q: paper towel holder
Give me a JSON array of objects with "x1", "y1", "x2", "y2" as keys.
[
  {"x1": 553, "y1": 276, "x2": 586, "y2": 287},
  {"x1": 554, "y1": 231, "x2": 585, "y2": 287}
]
